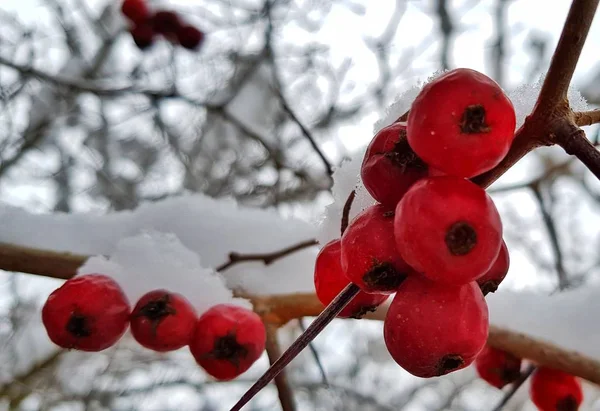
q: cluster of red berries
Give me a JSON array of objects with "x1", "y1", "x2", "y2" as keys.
[
  {"x1": 41, "y1": 274, "x2": 266, "y2": 380},
  {"x1": 476, "y1": 346, "x2": 583, "y2": 410},
  {"x1": 121, "y1": 0, "x2": 204, "y2": 51},
  {"x1": 314, "y1": 68, "x2": 516, "y2": 378}
]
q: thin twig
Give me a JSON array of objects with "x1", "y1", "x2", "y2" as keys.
[
  {"x1": 265, "y1": 325, "x2": 296, "y2": 411},
  {"x1": 573, "y1": 109, "x2": 600, "y2": 127},
  {"x1": 490, "y1": 364, "x2": 536, "y2": 411},
  {"x1": 215, "y1": 239, "x2": 318, "y2": 272},
  {"x1": 298, "y1": 318, "x2": 329, "y2": 386},
  {"x1": 556, "y1": 127, "x2": 600, "y2": 180},
  {"x1": 340, "y1": 190, "x2": 356, "y2": 235}
]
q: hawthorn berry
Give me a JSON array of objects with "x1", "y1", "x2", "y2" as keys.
[
  {"x1": 130, "y1": 24, "x2": 155, "y2": 50},
  {"x1": 314, "y1": 239, "x2": 388, "y2": 318},
  {"x1": 361, "y1": 122, "x2": 428, "y2": 207},
  {"x1": 121, "y1": 0, "x2": 150, "y2": 25},
  {"x1": 407, "y1": 68, "x2": 516, "y2": 178},
  {"x1": 151, "y1": 10, "x2": 182, "y2": 36},
  {"x1": 384, "y1": 276, "x2": 489, "y2": 378},
  {"x1": 530, "y1": 367, "x2": 583, "y2": 411},
  {"x1": 394, "y1": 176, "x2": 502, "y2": 285},
  {"x1": 189, "y1": 304, "x2": 266, "y2": 380},
  {"x1": 475, "y1": 345, "x2": 522, "y2": 388},
  {"x1": 130, "y1": 290, "x2": 197, "y2": 352},
  {"x1": 341, "y1": 204, "x2": 414, "y2": 294},
  {"x1": 177, "y1": 26, "x2": 204, "y2": 50},
  {"x1": 477, "y1": 240, "x2": 510, "y2": 295},
  {"x1": 42, "y1": 274, "x2": 130, "y2": 351}
]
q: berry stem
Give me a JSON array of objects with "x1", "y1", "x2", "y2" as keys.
[
  {"x1": 340, "y1": 190, "x2": 356, "y2": 235},
  {"x1": 228, "y1": 284, "x2": 360, "y2": 411}
]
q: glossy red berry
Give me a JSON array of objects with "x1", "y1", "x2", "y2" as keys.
[
  {"x1": 314, "y1": 239, "x2": 388, "y2": 318},
  {"x1": 189, "y1": 304, "x2": 266, "y2": 380},
  {"x1": 530, "y1": 367, "x2": 583, "y2": 411},
  {"x1": 477, "y1": 240, "x2": 510, "y2": 295},
  {"x1": 384, "y1": 277, "x2": 489, "y2": 378},
  {"x1": 130, "y1": 290, "x2": 197, "y2": 352},
  {"x1": 394, "y1": 176, "x2": 502, "y2": 285},
  {"x1": 130, "y1": 24, "x2": 155, "y2": 50},
  {"x1": 475, "y1": 345, "x2": 522, "y2": 388},
  {"x1": 151, "y1": 10, "x2": 182, "y2": 35},
  {"x1": 407, "y1": 68, "x2": 516, "y2": 178},
  {"x1": 177, "y1": 25, "x2": 204, "y2": 50},
  {"x1": 121, "y1": 0, "x2": 150, "y2": 24},
  {"x1": 361, "y1": 122, "x2": 429, "y2": 207},
  {"x1": 42, "y1": 274, "x2": 130, "y2": 351},
  {"x1": 341, "y1": 204, "x2": 414, "y2": 294}
]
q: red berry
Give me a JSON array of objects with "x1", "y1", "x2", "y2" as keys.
[
  {"x1": 130, "y1": 290, "x2": 197, "y2": 352},
  {"x1": 475, "y1": 345, "x2": 522, "y2": 388},
  {"x1": 151, "y1": 10, "x2": 182, "y2": 35},
  {"x1": 341, "y1": 204, "x2": 414, "y2": 294},
  {"x1": 189, "y1": 304, "x2": 266, "y2": 380},
  {"x1": 407, "y1": 68, "x2": 516, "y2": 178},
  {"x1": 394, "y1": 176, "x2": 502, "y2": 285},
  {"x1": 121, "y1": 0, "x2": 150, "y2": 24},
  {"x1": 361, "y1": 122, "x2": 429, "y2": 207},
  {"x1": 314, "y1": 239, "x2": 388, "y2": 318},
  {"x1": 384, "y1": 277, "x2": 489, "y2": 378},
  {"x1": 177, "y1": 25, "x2": 204, "y2": 50},
  {"x1": 130, "y1": 24, "x2": 155, "y2": 50},
  {"x1": 477, "y1": 240, "x2": 509, "y2": 295},
  {"x1": 530, "y1": 367, "x2": 583, "y2": 411},
  {"x1": 42, "y1": 274, "x2": 130, "y2": 352}
]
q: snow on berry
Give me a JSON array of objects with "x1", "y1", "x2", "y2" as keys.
[
  {"x1": 407, "y1": 68, "x2": 516, "y2": 178},
  {"x1": 394, "y1": 176, "x2": 503, "y2": 285},
  {"x1": 361, "y1": 122, "x2": 429, "y2": 207},
  {"x1": 130, "y1": 289, "x2": 197, "y2": 352},
  {"x1": 475, "y1": 345, "x2": 522, "y2": 388},
  {"x1": 42, "y1": 274, "x2": 130, "y2": 351},
  {"x1": 477, "y1": 240, "x2": 510, "y2": 295},
  {"x1": 189, "y1": 304, "x2": 266, "y2": 380},
  {"x1": 384, "y1": 276, "x2": 489, "y2": 378},
  {"x1": 314, "y1": 239, "x2": 388, "y2": 318},
  {"x1": 530, "y1": 367, "x2": 583, "y2": 411},
  {"x1": 341, "y1": 204, "x2": 414, "y2": 294}
]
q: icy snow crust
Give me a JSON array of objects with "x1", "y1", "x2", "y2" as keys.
[{"x1": 0, "y1": 72, "x2": 596, "y2": 358}]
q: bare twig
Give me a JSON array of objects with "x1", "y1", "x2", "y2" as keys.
[
  {"x1": 490, "y1": 364, "x2": 536, "y2": 411},
  {"x1": 265, "y1": 325, "x2": 296, "y2": 411},
  {"x1": 573, "y1": 109, "x2": 600, "y2": 127},
  {"x1": 298, "y1": 318, "x2": 329, "y2": 386},
  {"x1": 435, "y1": 0, "x2": 454, "y2": 71},
  {"x1": 556, "y1": 127, "x2": 600, "y2": 180},
  {"x1": 215, "y1": 239, "x2": 318, "y2": 272},
  {"x1": 340, "y1": 190, "x2": 356, "y2": 235}
]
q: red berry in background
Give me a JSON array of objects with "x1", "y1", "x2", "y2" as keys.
[
  {"x1": 130, "y1": 24, "x2": 155, "y2": 50},
  {"x1": 384, "y1": 277, "x2": 488, "y2": 378},
  {"x1": 475, "y1": 345, "x2": 522, "y2": 388},
  {"x1": 361, "y1": 122, "x2": 429, "y2": 207},
  {"x1": 151, "y1": 10, "x2": 182, "y2": 36},
  {"x1": 407, "y1": 68, "x2": 516, "y2": 178},
  {"x1": 341, "y1": 204, "x2": 414, "y2": 294},
  {"x1": 189, "y1": 304, "x2": 266, "y2": 380},
  {"x1": 314, "y1": 239, "x2": 388, "y2": 318},
  {"x1": 177, "y1": 25, "x2": 204, "y2": 50},
  {"x1": 42, "y1": 274, "x2": 130, "y2": 352},
  {"x1": 121, "y1": 0, "x2": 150, "y2": 24},
  {"x1": 530, "y1": 367, "x2": 583, "y2": 411},
  {"x1": 477, "y1": 240, "x2": 510, "y2": 295},
  {"x1": 394, "y1": 176, "x2": 502, "y2": 285},
  {"x1": 130, "y1": 290, "x2": 197, "y2": 352}
]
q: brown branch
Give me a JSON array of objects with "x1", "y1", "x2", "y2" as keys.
[
  {"x1": 215, "y1": 239, "x2": 319, "y2": 272},
  {"x1": 574, "y1": 109, "x2": 600, "y2": 127},
  {"x1": 0, "y1": 243, "x2": 87, "y2": 280},
  {"x1": 556, "y1": 127, "x2": 600, "y2": 180},
  {"x1": 265, "y1": 325, "x2": 297, "y2": 411}
]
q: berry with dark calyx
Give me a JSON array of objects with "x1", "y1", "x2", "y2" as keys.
[
  {"x1": 314, "y1": 239, "x2": 388, "y2": 319},
  {"x1": 177, "y1": 25, "x2": 204, "y2": 50},
  {"x1": 475, "y1": 345, "x2": 522, "y2": 388},
  {"x1": 42, "y1": 274, "x2": 130, "y2": 352},
  {"x1": 530, "y1": 367, "x2": 583, "y2": 411},
  {"x1": 361, "y1": 122, "x2": 428, "y2": 207},
  {"x1": 384, "y1": 277, "x2": 489, "y2": 378},
  {"x1": 394, "y1": 176, "x2": 502, "y2": 285},
  {"x1": 151, "y1": 10, "x2": 182, "y2": 36},
  {"x1": 130, "y1": 289, "x2": 197, "y2": 352},
  {"x1": 130, "y1": 23, "x2": 155, "y2": 50},
  {"x1": 407, "y1": 68, "x2": 516, "y2": 178},
  {"x1": 477, "y1": 240, "x2": 510, "y2": 295},
  {"x1": 341, "y1": 204, "x2": 414, "y2": 294},
  {"x1": 189, "y1": 304, "x2": 266, "y2": 380},
  {"x1": 121, "y1": 0, "x2": 150, "y2": 24}
]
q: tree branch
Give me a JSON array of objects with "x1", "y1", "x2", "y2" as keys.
[
  {"x1": 574, "y1": 109, "x2": 600, "y2": 127},
  {"x1": 556, "y1": 127, "x2": 600, "y2": 180}
]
